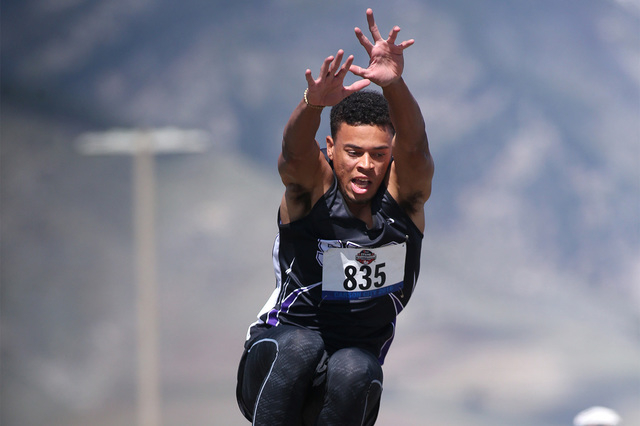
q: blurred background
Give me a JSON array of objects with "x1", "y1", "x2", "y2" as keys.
[{"x1": 2, "y1": 0, "x2": 639, "y2": 425}]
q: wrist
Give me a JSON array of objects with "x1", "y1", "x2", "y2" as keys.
[
  {"x1": 303, "y1": 88, "x2": 325, "y2": 110},
  {"x1": 380, "y1": 77, "x2": 404, "y2": 90}
]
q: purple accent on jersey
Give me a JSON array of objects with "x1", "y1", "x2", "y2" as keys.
[{"x1": 265, "y1": 283, "x2": 322, "y2": 326}]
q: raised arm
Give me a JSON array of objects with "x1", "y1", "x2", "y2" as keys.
[
  {"x1": 350, "y1": 8, "x2": 434, "y2": 231},
  {"x1": 279, "y1": 51, "x2": 370, "y2": 223}
]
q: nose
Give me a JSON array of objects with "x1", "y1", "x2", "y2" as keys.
[{"x1": 358, "y1": 153, "x2": 374, "y2": 170}]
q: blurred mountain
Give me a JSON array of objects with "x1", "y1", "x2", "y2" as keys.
[{"x1": 2, "y1": 0, "x2": 639, "y2": 425}]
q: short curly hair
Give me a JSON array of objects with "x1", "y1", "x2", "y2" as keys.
[{"x1": 329, "y1": 91, "x2": 395, "y2": 139}]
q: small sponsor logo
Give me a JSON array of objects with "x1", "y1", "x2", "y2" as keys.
[{"x1": 355, "y1": 249, "x2": 376, "y2": 265}]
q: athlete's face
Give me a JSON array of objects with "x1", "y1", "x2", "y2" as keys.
[{"x1": 326, "y1": 123, "x2": 393, "y2": 209}]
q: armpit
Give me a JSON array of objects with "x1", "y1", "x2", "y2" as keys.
[
  {"x1": 285, "y1": 183, "x2": 313, "y2": 214},
  {"x1": 398, "y1": 191, "x2": 425, "y2": 216}
]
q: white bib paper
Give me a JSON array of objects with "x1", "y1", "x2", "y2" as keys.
[{"x1": 322, "y1": 243, "x2": 406, "y2": 300}]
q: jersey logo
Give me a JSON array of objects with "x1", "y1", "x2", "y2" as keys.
[{"x1": 355, "y1": 250, "x2": 376, "y2": 265}]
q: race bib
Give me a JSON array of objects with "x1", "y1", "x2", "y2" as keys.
[{"x1": 322, "y1": 243, "x2": 406, "y2": 300}]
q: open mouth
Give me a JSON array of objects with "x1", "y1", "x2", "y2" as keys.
[{"x1": 351, "y1": 178, "x2": 371, "y2": 194}]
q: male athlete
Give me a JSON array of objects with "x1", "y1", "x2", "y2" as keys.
[{"x1": 236, "y1": 8, "x2": 434, "y2": 425}]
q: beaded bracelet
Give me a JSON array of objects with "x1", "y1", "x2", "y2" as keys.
[{"x1": 303, "y1": 88, "x2": 325, "y2": 110}]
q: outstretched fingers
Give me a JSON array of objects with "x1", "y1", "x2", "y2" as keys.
[
  {"x1": 344, "y1": 78, "x2": 371, "y2": 94},
  {"x1": 339, "y1": 54, "x2": 356, "y2": 77},
  {"x1": 365, "y1": 8, "x2": 382, "y2": 41},
  {"x1": 388, "y1": 26, "x2": 415, "y2": 50},
  {"x1": 388, "y1": 26, "x2": 400, "y2": 45},
  {"x1": 356, "y1": 10, "x2": 415, "y2": 58},
  {"x1": 320, "y1": 55, "x2": 335, "y2": 80},
  {"x1": 328, "y1": 50, "x2": 344, "y2": 76},
  {"x1": 304, "y1": 66, "x2": 318, "y2": 86},
  {"x1": 305, "y1": 52, "x2": 341, "y2": 87},
  {"x1": 304, "y1": 50, "x2": 370, "y2": 106},
  {"x1": 354, "y1": 27, "x2": 373, "y2": 55},
  {"x1": 349, "y1": 62, "x2": 366, "y2": 79}
]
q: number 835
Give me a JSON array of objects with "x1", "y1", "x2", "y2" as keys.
[{"x1": 342, "y1": 263, "x2": 386, "y2": 291}]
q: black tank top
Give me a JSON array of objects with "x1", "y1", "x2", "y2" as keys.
[{"x1": 247, "y1": 156, "x2": 423, "y2": 364}]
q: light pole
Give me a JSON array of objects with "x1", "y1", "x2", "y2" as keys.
[{"x1": 76, "y1": 127, "x2": 209, "y2": 426}]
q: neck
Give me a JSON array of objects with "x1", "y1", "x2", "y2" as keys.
[{"x1": 346, "y1": 200, "x2": 374, "y2": 228}]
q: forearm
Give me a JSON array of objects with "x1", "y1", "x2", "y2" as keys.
[
  {"x1": 281, "y1": 99, "x2": 323, "y2": 162},
  {"x1": 382, "y1": 78, "x2": 428, "y2": 153}
]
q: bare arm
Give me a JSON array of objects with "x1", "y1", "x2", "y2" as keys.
[
  {"x1": 384, "y1": 79, "x2": 434, "y2": 231},
  {"x1": 279, "y1": 51, "x2": 371, "y2": 223},
  {"x1": 350, "y1": 8, "x2": 434, "y2": 230}
]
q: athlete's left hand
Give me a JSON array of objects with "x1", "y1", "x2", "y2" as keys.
[{"x1": 350, "y1": 8, "x2": 415, "y2": 88}]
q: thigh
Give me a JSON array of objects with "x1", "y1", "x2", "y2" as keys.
[{"x1": 236, "y1": 326, "x2": 326, "y2": 424}]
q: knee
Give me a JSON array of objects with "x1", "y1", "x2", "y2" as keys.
[
  {"x1": 327, "y1": 348, "x2": 383, "y2": 387},
  {"x1": 320, "y1": 348, "x2": 383, "y2": 424},
  {"x1": 276, "y1": 326, "x2": 325, "y2": 368}
]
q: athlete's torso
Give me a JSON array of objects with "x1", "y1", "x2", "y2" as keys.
[{"x1": 247, "y1": 158, "x2": 423, "y2": 364}]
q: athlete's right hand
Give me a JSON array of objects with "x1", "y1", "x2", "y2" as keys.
[{"x1": 304, "y1": 50, "x2": 371, "y2": 108}]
